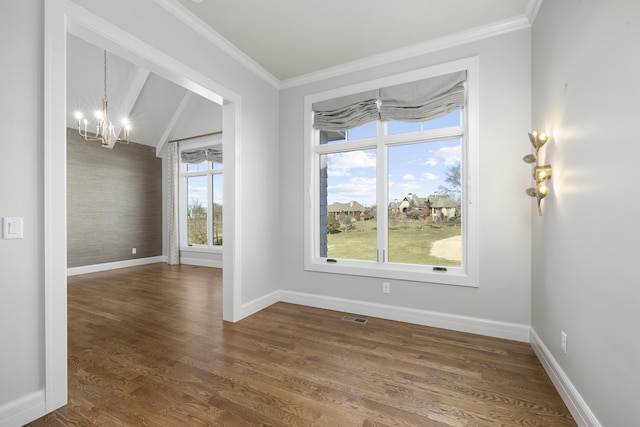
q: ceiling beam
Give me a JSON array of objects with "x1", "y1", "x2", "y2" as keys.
[
  {"x1": 103, "y1": 67, "x2": 150, "y2": 149},
  {"x1": 156, "y1": 90, "x2": 192, "y2": 157}
]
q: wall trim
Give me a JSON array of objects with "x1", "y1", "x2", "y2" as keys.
[
  {"x1": 530, "y1": 328, "x2": 602, "y2": 427},
  {"x1": 239, "y1": 290, "x2": 282, "y2": 321},
  {"x1": 67, "y1": 256, "x2": 166, "y2": 276},
  {"x1": 282, "y1": 291, "x2": 530, "y2": 342},
  {"x1": 238, "y1": 290, "x2": 529, "y2": 342},
  {"x1": 67, "y1": 255, "x2": 224, "y2": 275},
  {"x1": 0, "y1": 390, "x2": 45, "y2": 427},
  {"x1": 153, "y1": 0, "x2": 280, "y2": 89},
  {"x1": 280, "y1": 16, "x2": 530, "y2": 89},
  {"x1": 156, "y1": 0, "x2": 532, "y2": 91},
  {"x1": 525, "y1": 0, "x2": 544, "y2": 24},
  {"x1": 43, "y1": 0, "x2": 68, "y2": 414},
  {"x1": 180, "y1": 257, "x2": 223, "y2": 269}
]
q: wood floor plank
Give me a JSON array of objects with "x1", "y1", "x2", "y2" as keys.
[{"x1": 26, "y1": 263, "x2": 576, "y2": 426}]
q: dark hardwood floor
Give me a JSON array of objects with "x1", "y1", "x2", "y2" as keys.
[{"x1": 27, "y1": 263, "x2": 575, "y2": 426}]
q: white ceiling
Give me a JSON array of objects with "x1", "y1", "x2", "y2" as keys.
[
  {"x1": 174, "y1": 0, "x2": 533, "y2": 81},
  {"x1": 66, "y1": 0, "x2": 536, "y2": 150}
]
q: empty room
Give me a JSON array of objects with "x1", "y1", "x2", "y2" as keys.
[{"x1": 1, "y1": 1, "x2": 637, "y2": 426}]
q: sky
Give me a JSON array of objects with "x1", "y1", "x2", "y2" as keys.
[
  {"x1": 183, "y1": 112, "x2": 462, "y2": 209},
  {"x1": 186, "y1": 162, "x2": 223, "y2": 208},
  {"x1": 325, "y1": 112, "x2": 462, "y2": 207}
]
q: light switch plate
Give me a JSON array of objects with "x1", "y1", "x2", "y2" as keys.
[{"x1": 2, "y1": 217, "x2": 23, "y2": 239}]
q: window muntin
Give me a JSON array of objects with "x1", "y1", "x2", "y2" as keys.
[
  {"x1": 304, "y1": 58, "x2": 478, "y2": 286},
  {"x1": 212, "y1": 159, "x2": 223, "y2": 170},
  {"x1": 186, "y1": 161, "x2": 207, "y2": 172}
]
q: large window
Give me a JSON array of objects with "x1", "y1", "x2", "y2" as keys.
[
  {"x1": 181, "y1": 144, "x2": 223, "y2": 248},
  {"x1": 304, "y1": 58, "x2": 478, "y2": 286}
]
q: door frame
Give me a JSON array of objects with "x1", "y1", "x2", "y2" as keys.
[{"x1": 44, "y1": 0, "x2": 241, "y2": 412}]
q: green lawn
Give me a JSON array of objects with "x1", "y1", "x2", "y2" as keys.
[{"x1": 327, "y1": 219, "x2": 461, "y2": 266}]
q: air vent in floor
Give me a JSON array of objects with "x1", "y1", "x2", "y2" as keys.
[{"x1": 341, "y1": 315, "x2": 368, "y2": 324}]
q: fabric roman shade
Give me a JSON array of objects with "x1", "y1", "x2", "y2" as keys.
[
  {"x1": 181, "y1": 148, "x2": 223, "y2": 165},
  {"x1": 312, "y1": 89, "x2": 380, "y2": 131},
  {"x1": 379, "y1": 70, "x2": 466, "y2": 122},
  {"x1": 312, "y1": 70, "x2": 466, "y2": 131}
]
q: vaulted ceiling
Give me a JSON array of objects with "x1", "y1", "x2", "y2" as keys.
[
  {"x1": 66, "y1": 34, "x2": 222, "y2": 152},
  {"x1": 66, "y1": 0, "x2": 536, "y2": 151}
]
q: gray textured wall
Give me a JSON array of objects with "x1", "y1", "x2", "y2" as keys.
[{"x1": 67, "y1": 128, "x2": 163, "y2": 267}]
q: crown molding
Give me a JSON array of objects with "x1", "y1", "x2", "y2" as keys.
[
  {"x1": 154, "y1": 0, "x2": 281, "y2": 90},
  {"x1": 156, "y1": 0, "x2": 535, "y2": 91},
  {"x1": 525, "y1": 0, "x2": 544, "y2": 24},
  {"x1": 281, "y1": 15, "x2": 531, "y2": 89}
]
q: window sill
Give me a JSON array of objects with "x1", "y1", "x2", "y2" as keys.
[
  {"x1": 180, "y1": 246, "x2": 223, "y2": 254},
  {"x1": 305, "y1": 258, "x2": 478, "y2": 288}
]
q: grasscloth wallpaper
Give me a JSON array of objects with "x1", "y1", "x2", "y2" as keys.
[{"x1": 67, "y1": 128, "x2": 162, "y2": 268}]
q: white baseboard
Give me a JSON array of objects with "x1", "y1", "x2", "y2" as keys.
[
  {"x1": 179, "y1": 257, "x2": 223, "y2": 269},
  {"x1": 66, "y1": 256, "x2": 167, "y2": 276},
  {"x1": 239, "y1": 290, "x2": 281, "y2": 320},
  {"x1": 530, "y1": 328, "x2": 601, "y2": 427},
  {"x1": 0, "y1": 390, "x2": 45, "y2": 427},
  {"x1": 239, "y1": 290, "x2": 529, "y2": 342}
]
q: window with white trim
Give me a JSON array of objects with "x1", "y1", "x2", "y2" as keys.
[
  {"x1": 180, "y1": 143, "x2": 223, "y2": 249},
  {"x1": 304, "y1": 58, "x2": 478, "y2": 286}
]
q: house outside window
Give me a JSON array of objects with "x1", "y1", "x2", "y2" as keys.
[
  {"x1": 180, "y1": 143, "x2": 223, "y2": 249},
  {"x1": 304, "y1": 58, "x2": 478, "y2": 286}
]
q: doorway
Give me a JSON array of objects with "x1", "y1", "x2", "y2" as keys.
[{"x1": 44, "y1": 2, "x2": 239, "y2": 413}]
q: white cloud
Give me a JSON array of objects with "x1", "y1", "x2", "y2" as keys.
[
  {"x1": 327, "y1": 151, "x2": 376, "y2": 177},
  {"x1": 424, "y1": 157, "x2": 438, "y2": 166},
  {"x1": 438, "y1": 146, "x2": 461, "y2": 165},
  {"x1": 395, "y1": 181, "x2": 421, "y2": 193},
  {"x1": 328, "y1": 176, "x2": 376, "y2": 204},
  {"x1": 422, "y1": 173, "x2": 438, "y2": 180},
  {"x1": 402, "y1": 173, "x2": 415, "y2": 180},
  {"x1": 350, "y1": 176, "x2": 376, "y2": 185}
]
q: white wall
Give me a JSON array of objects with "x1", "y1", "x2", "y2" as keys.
[
  {"x1": 179, "y1": 249, "x2": 223, "y2": 269},
  {"x1": 279, "y1": 29, "x2": 533, "y2": 337},
  {"x1": 531, "y1": 1, "x2": 640, "y2": 426},
  {"x1": 0, "y1": 0, "x2": 45, "y2": 410}
]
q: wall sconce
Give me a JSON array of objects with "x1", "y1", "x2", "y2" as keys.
[{"x1": 523, "y1": 131, "x2": 552, "y2": 216}]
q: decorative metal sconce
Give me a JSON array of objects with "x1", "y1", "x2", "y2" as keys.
[{"x1": 523, "y1": 131, "x2": 552, "y2": 216}]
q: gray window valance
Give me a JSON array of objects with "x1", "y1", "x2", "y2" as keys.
[
  {"x1": 312, "y1": 70, "x2": 466, "y2": 131},
  {"x1": 379, "y1": 71, "x2": 466, "y2": 122},
  {"x1": 312, "y1": 89, "x2": 380, "y2": 131},
  {"x1": 181, "y1": 148, "x2": 223, "y2": 165}
]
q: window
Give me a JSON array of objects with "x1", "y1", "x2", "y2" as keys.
[
  {"x1": 180, "y1": 143, "x2": 223, "y2": 249},
  {"x1": 304, "y1": 58, "x2": 478, "y2": 286}
]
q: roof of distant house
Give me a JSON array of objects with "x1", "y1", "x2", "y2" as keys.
[
  {"x1": 426, "y1": 194, "x2": 458, "y2": 208},
  {"x1": 328, "y1": 201, "x2": 366, "y2": 212}
]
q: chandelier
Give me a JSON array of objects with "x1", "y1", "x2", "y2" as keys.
[{"x1": 74, "y1": 50, "x2": 131, "y2": 147}]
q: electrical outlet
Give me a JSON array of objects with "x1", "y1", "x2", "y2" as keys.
[
  {"x1": 561, "y1": 331, "x2": 567, "y2": 354},
  {"x1": 132, "y1": 248, "x2": 137, "y2": 254},
  {"x1": 382, "y1": 282, "x2": 390, "y2": 294}
]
